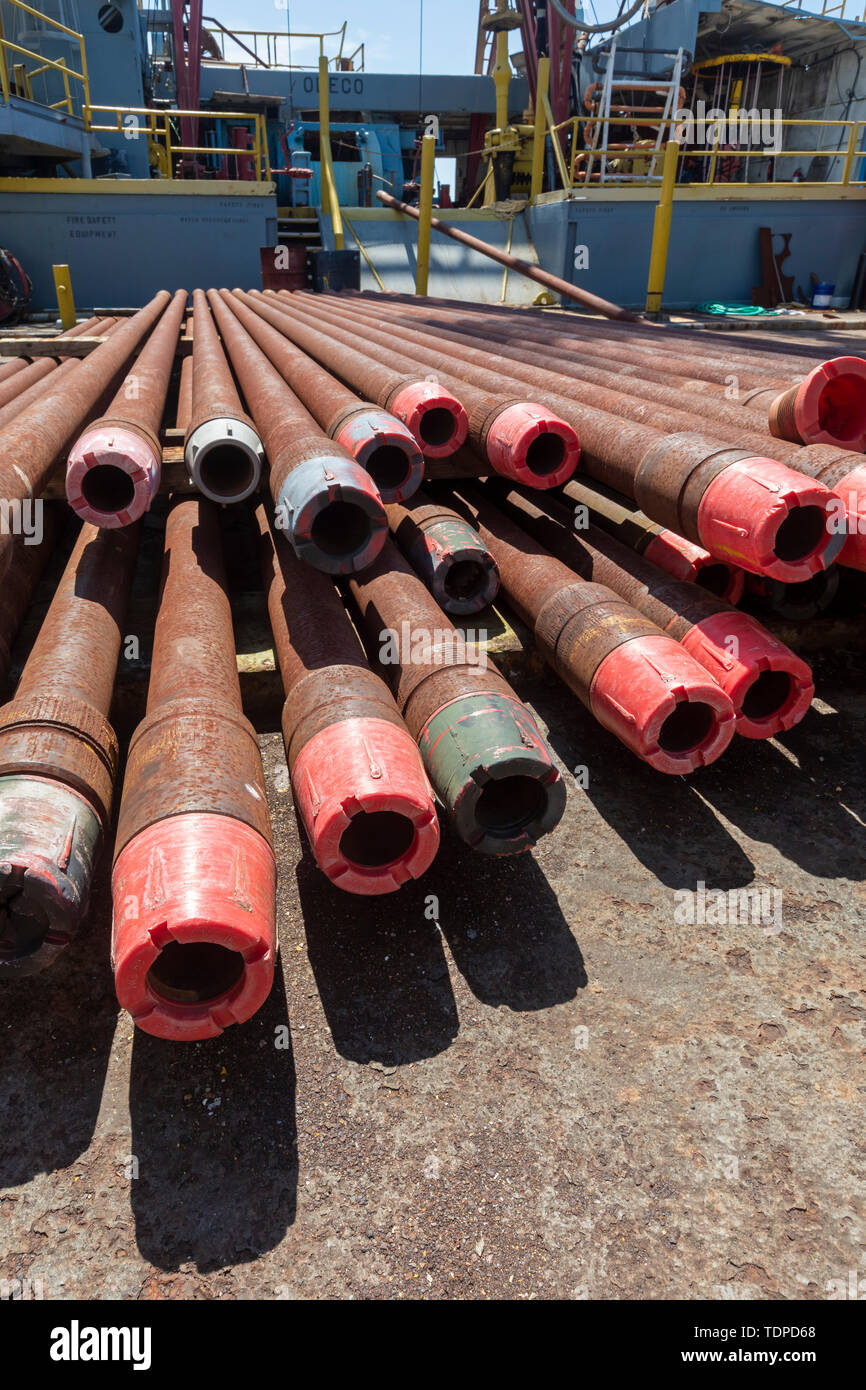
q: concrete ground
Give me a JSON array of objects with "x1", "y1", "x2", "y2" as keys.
[{"x1": 1, "y1": 325, "x2": 865, "y2": 1302}]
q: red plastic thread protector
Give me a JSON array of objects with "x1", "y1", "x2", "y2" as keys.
[
  {"x1": 696, "y1": 457, "x2": 843, "y2": 582},
  {"x1": 589, "y1": 633, "x2": 736, "y2": 774},
  {"x1": 643, "y1": 530, "x2": 746, "y2": 604},
  {"x1": 485, "y1": 404, "x2": 580, "y2": 489},
  {"x1": 783, "y1": 358, "x2": 866, "y2": 452},
  {"x1": 833, "y1": 462, "x2": 866, "y2": 571},
  {"x1": 389, "y1": 382, "x2": 469, "y2": 458},
  {"x1": 66, "y1": 425, "x2": 160, "y2": 528},
  {"x1": 291, "y1": 716, "x2": 440, "y2": 895},
  {"x1": 112, "y1": 812, "x2": 277, "y2": 1042},
  {"x1": 335, "y1": 410, "x2": 425, "y2": 502},
  {"x1": 680, "y1": 611, "x2": 814, "y2": 740}
]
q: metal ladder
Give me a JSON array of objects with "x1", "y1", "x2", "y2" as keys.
[{"x1": 582, "y1": 41, "x2": 685, "y2": 186}]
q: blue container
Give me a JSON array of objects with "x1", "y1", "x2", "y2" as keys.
[{"x1": 811, "y1": 281, "x2": 835, "y2": 308}]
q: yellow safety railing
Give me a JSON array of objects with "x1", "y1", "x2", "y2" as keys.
[
  {"x1": 532, "y1": 111, "x2": 866, "y2": 193},
  {"x1": 0, "y1": 0, "x2": 90, "y2": 117},
  {"x1": 200, "y1": 21, "x2": 365, "y2": 71},
  {"x1": 84, "y1": 106, "x2": 272, "y2": 181},
  {"x1": 781, "y1": 0, "x2": 866, "y2": 20}
]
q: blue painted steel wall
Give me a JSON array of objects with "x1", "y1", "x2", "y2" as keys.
[
  {"x1": 0, "y1": 185, "x2": 277, "y2": 308},
  {"x1": 530, "y1": 196, "x2": 866, "y2": 309},
  {"x1": 199, "y1": 68, "x2": 529, "y2": 117},
  {"x1": 76, "y1": 0, "x2": 150, "y2": 177}
]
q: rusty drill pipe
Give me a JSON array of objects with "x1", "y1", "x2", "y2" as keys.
[
  {"x1": 184, "y1": 289, "x2": 265, "y2": 504},
  {"x1": 258, "y1": 503, "x2": 440, "y2": 893},
  {"x1": 225, "y1": 290, "x2": 424, "y2": 502},
  {"x1": 0, "y1": 317, "x2": 112, "y2": 414},
  {"x1": 386, "y1": 490, "x2": 500, "y2": 616},
  {"x1": 298, "y1": 296, "x2": 843, "y2": 582},
  {"x1": 448, "y1": 484, "x2": 737, "y2": 773},
  {"x1": 371, "y1": 297, "x2": 866, "y2": 454},
  {"x1": 0, "y1": 292, "x2": 171, "y2": 583},
  {"x1": 358, "y1": 302, "x2": 866, "y2": 574},
  {"x1": 374, "y1": 190, "x2": 637, "y2": 322},
  {"x1": 0, "y1": 522, "x2": 140, "y2": 975},
  {"x1": 561, "y1": 475, "x2": 745, "y2": 604},
  {"x1": 348, "y1": 537, "x2": 566, "y2": 854},
  {"x1": 0, "y1": 320, "x2": 119, "y2": 433},
  {"x1": 243, "y1": 290, "x2": 470, "y2": 460},
  {"x1": 66, "y1": 291, "x2": 189, "y2": 528},
  {"x1": 0, "y1": 504, "x2": 64, "y2": 686},
  {"x1": 207, "y1": 291, "x2": 387, "y2": 574},
  {"x1": 489, "y1": 484, "x2": 814, "y2": 740},
  {"x1": 112, "y1": 498, "x2": 277, "y2": 1042},
  {"x1": 263, "y1": 293, "x2": 581, "y2": 489},
  {"x1": 744, "y1": 567, "x2": 841, "y2": 623},
  {"x1": 347, "y1": 289, "x2": 835, "y2": 374},
  {"x1": 249, "y1": 290, "x2": 470, "y2": 461},
  {"x1": 377, "y1": 301, "x2": 866, "y2": 468}
]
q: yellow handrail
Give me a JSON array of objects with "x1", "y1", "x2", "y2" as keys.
[
  {"x1": 0, "y1": 0, "x2": 90, "y2": 117},
  {"x1": 200, "y1": 24, "x2": 365, "y2": 71},
  {"x1": 85, "y1": 106, "x2": 272, "y2": 181},
  {"x1": 530, "y1": 111, "x2": 866, "y2": 194}
]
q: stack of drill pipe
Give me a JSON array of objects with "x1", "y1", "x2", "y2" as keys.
[
  {"x1": 0, "y1": 316, "x2": 115, "y2": 414},
  {"x1": 385, "y1": 490, "x2": 500, "y2": 616},
  {"x1": 561, "y1": 475, "x2": 745, "y2": 604},
  {"x1": 0, "y1": 505, "x2": 63, "y2": 686},
  {"x1": 257, "y1": 502, "x2": 440, "y2": 894},
  {"x1": 250, "y1": 290, "x2": 581, "y2": 489},
  {"x1": 443, "y1": 306, "x2": 866, "y2": 451},
  {"x1": 284, "y1": 292, "x2": 844, "y2": 583},
  {"x1": 745, "y1": 569, "x2": 842, "y2": 623},
  {"x1": 0, "y1": 319, "x2": 118, "y2": 431},
  {"x1": 183, "y1": 288, "x2": 265, "y2": 505},
  {"x1": 347, "y1": 537, "x2": 566, "y2": 854},
  {"x1": 478, "y1": 483, "x2": 814, "y2": 740},
  {"x1": 224, "y1": 290, "x2": 424, "y2": 503},
  {"x1": 112, "y1": 497, "x2": 277, "y2": 1042},
  {"x1": 207, "y1": 289, "x2": 387, "y2": 574},
  {"x1": 0, "y1": 292, "x2": 172, "y2": 583},
  {"x1": 0, "y1": 522, "x2": 140, "y2": 976},
  {"x1": 446, "y1": 484, "x2": 737, "y2": 773},
  {"x1": 338, "y1": 295, "x2": 866, "y2": 570},
  {"x1": 65, "y1": 290, "x2": 189, "y2": 528},
  {"x1": 233, "y1": 290, "x2": 471, "y2": 461}
]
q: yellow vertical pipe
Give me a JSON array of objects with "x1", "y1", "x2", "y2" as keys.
[
  {"x1": 531, "y1": 54, "x2": 550, "y2": 201},
  {"x1": 841, "y1": 121, "x2": 858, "y2": 185},
  {"x1": 415, "y1": 132, "x2": 436, "y2": 297},
  {"x1": 52, "y1": 265, "x2": 77, "y2": 329},
  {"x1": 0, "y1": 9, "x2": 10, "y2": 105},
  {"x1": 318, "y1": 54, "x2": 332, "y2": 219},
  {"x1": 645, "y1": 140, "x2": 679, "y2": 317},
  {"x1": 493, "y1": 30, "x2": 511, "y2": 132}
]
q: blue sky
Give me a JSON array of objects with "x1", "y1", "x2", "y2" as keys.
[{"x1": 208, "y1": 2, "x2": 624, "y2": 75}]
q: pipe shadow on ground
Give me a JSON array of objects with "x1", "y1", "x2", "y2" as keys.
[
  {"x1": 0, "y1": 860, "x2": 118, "y2": 1188},
  {"x1": 693, "y1": 653, "x2": 866, "y2": 880},
  {"x1": 128, "y1": 965, "x2": 297, "y2": 1274},
  {"x1": 527, "y1": 680, "x2": 757, "y2": 891},
  {"x1": 296, "y1": 811, "x2": 586, "y2": 1068}
]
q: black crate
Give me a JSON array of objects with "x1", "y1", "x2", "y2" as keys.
[{"x1": 310, "y1": 249, "x2": 361, "y2": 294}]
